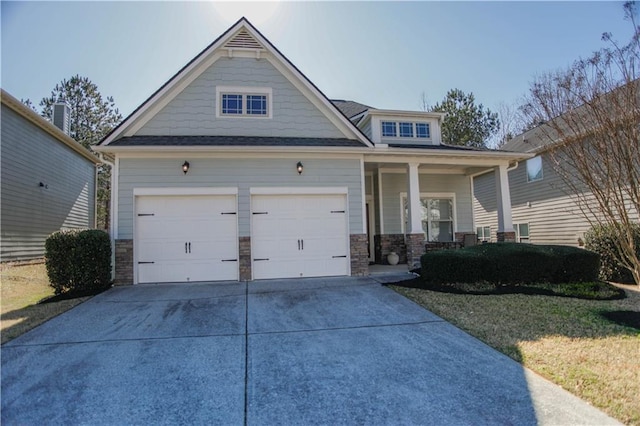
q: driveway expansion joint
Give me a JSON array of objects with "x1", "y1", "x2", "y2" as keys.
[{"x1": 248, "y1": 319, "x2": 446, "y2": 337}]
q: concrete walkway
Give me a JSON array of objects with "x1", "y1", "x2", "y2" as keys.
[{"x1": 1, "y1": 275, "x2": 620, "y2": 425}]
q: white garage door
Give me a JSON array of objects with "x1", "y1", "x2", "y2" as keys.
[
  {"x1": 251, "y1": 194, "x2": 349, "y2": 279},
  {"x1": 136, "y1": 195, "x2": 238, "y2": 283}
]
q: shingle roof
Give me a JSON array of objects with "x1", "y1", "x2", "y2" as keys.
[
  {"x1": 387, "y1": 143, "x2": 491, "y2": 152},
  {"x1": 109, "y1": 135, "x2": 367, "y2": 147},
  {"x1": 331, "y1": 100, "x2": 374, "y2": 118}
]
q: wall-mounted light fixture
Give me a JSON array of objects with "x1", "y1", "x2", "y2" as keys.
[
  {"x1": 39, "y1": 182, "x2": 48, "y2": 189},
  {"x1": 296, "y1": 161, "x2": 303, "y2": 175},
  {"x1": 182, "y1": 161, "x2": 190, "y2": 175}
]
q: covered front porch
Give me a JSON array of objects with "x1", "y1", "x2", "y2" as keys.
[{"x1": 363, "y1": 148, "x2": 528, "y2": 268}]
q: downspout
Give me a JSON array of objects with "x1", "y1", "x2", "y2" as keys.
[{"x1": 97, "y1": 152, "x2": 116, "y2": 281}]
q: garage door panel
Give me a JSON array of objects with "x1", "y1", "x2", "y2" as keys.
[
  {"x1": 251, "y1": 194, "x2": 349, "y2": 280},
  {"x1": 136, "y1": 195, "x2": 238, "y2": 284}
]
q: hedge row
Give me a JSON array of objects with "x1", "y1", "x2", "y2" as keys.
[
  {"x1": 585, "y1": 223, "x2": 640, "y2": 284},
  {"x1": 45, "y1": 229, "x2": 112, "y2": 295},
  {"x1": 420, "y1": 243, "x2": 599, "y2": 285}
]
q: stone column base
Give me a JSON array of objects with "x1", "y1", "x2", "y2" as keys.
[
  {"x1": 239, "y1": 237, "x2": 251, "y2": 281},
  {"x1": 114, "y1": 239, "x2": 133, "y2": 286},
  {"x1": 405, "y1": 233, "x2": 426, "y2": 269},
  {"x1": 350, "y1": 234, "x2": 369, "y2": 276},
  {"x1": 497, "y1": 231, "x2": 516, "y2": 242},
  {"x1": 375, "y1": 234, "x2": 407, "y2": 264}
]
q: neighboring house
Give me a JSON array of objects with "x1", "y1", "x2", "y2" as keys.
[
  {"x1": 1, "y1": 89, "x2": 100, "y2": 262},
  {"x1": 95, "y1": 18, "x2": 528, "y2": 285},
  {"x1": 473, "y1": 123, "x2": 640, "y2": 246}
]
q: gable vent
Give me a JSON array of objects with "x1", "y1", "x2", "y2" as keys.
[{"x1": 224, "y1": 29, "x2": 263, "y2": 50}]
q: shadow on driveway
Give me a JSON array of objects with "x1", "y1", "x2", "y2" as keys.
[{"x1": 1, "y1": 275, "x2": 620, "y2": 425}]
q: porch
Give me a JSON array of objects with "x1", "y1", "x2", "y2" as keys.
[{"x1": 363, "y1": 151, "x2": 520, "y2": 268}]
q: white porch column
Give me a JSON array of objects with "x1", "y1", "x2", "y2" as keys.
[
  {"x1": 407, "y1": 162, "x2": 422, "y2": 234},
  {"x1": 406, "y1": 162, "x2": 425, "y2": 267},
  {"x1": 494, "y1": 164, "x2": 514, "y2": 233}
]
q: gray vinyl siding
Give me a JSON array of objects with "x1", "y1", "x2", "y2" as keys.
[
  {"x1": 137, "y1": 57, "x2": 345, "y2": 139},
  {"x1": 472, "y1": 171, "x2": 498, "y2": 240},
  {"x1": 117, "y1": 158, "x2": 363, "y2": 239},
  {"x1": 380, "y1": 172, "x2": 473, "y2": 235},
  {"x1": 1, "y1": 105, "x2": 96, "y2": 261},
  {"x1": 472, "y1": 153, "x2": 639, "y2": 245}
]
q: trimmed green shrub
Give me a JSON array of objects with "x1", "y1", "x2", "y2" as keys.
[
  {"x1": 585, "y1": 223, "x2": 640, "y2": 284},
  {"x1": 45, "y1": 229, "x2": 112, "y2": 295},
  {"x1": 421, "y1": 243, "x2": 599, "y2": 285}
]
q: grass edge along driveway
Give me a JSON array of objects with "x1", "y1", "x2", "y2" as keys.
[
  {"x1": 392, "y1": 285, "x2": 640, "y2": 426},
  {"x1": 1, "y1": 262, "x2": 89, "y2": 345}
]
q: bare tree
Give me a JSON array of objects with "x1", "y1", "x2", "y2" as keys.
[
  {"x1": 521, "y1": 2, "x2": 640, "y2": 285},
  {"x1": 493, "y1": 100, "x2": 527, "y2": 148}
]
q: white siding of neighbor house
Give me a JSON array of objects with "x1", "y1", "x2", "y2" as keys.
[
  {"x1": 136, "y1": 57, "x2": 345, "y2": 139},
  {"x1": 472, "y1": 153, "x2": 639, "y2": 245},
  {"x1": 117, "y1": 158, "x2": 363, "y2": 239},
  {"x1": 1, "y1": 105, "x2": 96, "y2": 261},
  {"x1": 380, "y1": 172, "x2": 473, "y2": 235}
]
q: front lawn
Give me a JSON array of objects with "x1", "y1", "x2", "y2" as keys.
[
  {"x1": 392, "y1": 283, "x2": 640, "y2": 425},
  {"x1": 1, "y1": 262, "x2": 90, "y2": 344}
]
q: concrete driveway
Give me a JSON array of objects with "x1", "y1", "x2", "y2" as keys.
[{"x1": 2, "y1": 275, "x2": 619, "y2": 425}]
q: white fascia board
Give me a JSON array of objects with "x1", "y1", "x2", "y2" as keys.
[
  {"x1": 250, "y1": 187, "x2": 348, "y2": 195},
  {"x1": 102, "y1": 19, "x2": 256, "y2": 146},
  {"x1": 263, "y1": 56, "x2": 373, "y2": 147},
  {"x1": 93, "y1": 145, "x2": 370, "y2": 158},
  {"x1": 134, "y1": 187, "x2": 238, "y2": 196},
  {"x1": 368, "y1": 109, "x2": 446, "y2": 121}
]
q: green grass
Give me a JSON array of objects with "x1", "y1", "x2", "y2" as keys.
[
  {"x1": 1, "y1": 262, "x2": 90, "y2": 344},
  {"x1": 392, "y1": 284, "x2": 640, "y2": 425}
]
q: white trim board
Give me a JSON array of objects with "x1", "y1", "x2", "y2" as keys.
[
  {"x1": 133, "y1": 187, "x2": 239, "y2": 196},
  {"x1": 250, "y1": 187, "x2": 348, "y2": 195}
]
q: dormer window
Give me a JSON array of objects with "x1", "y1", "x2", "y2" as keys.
[
  {"x1": 416, "y1": 123, "x2": 431, "y2": 138},
  {"x1": 216, "y1": 86, "x2": 272, "y2": 118},
  {"x1": 380, "y1": 121, "x2": 431, "y2": 139},
  {"x1": 399, "y1": 122, "x2": 413, "y2": 137},
  {"x1": 382, "y1": 121, "x2": 397, "y2": 137}
]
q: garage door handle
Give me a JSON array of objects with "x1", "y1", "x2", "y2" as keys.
[
  {"x1": 221, "y1": 259, "x2": 237, "y2": 262},
  {"x1": 331, "y1": 210, "x2": 345, "y2": 213},
  {"x1": 221, "y1": 212, "x2": 236, "y2": 215},
  {"x1": 253, "y1": 212, "x2": 268, "y2": 215},
  {"x1": 332, "y1": 255, "x2": 347, "y2": 258},
  {"x1": 254, "y1": 258, "x2": 269, "y2": 261}
]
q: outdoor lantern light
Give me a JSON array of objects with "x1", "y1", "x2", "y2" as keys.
[
  {"x1": 296, "y1": 161, "x2": 303, "y2": 175},
  {"x1": 182, "y1": 161, "x2": 190, "y2": 174}
]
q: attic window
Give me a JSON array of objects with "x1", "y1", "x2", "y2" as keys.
[{"x1": 216, "y1": 86, "x2": 272, "y2": 119}]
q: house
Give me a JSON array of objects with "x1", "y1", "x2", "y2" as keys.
[
  {"x1": 473, "y1": 117, "x2": 640, "y2": 246},
  {"x1": 1, "y1": 89, "x2": 100, "y2": 262},
  {"x1": 94, "y1": 18, "x2": 528, "y2": 285}
]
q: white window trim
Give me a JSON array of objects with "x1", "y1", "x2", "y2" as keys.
[
  {"x1": 216, "y1": 86, "x2": 273, "y2": 119},
  {"x1": 526, "y1": 156, "x2": 543, "y2": 182},
  {"x1": 380, "y1": 121, "x2": 432, "y2": 141},
  {"x1": 476, "y1": 225, "x2": 491, "y2": 242},
  {"x1": 250, "y1": 187, "x2": 348, "y2": 195},
  {"x1": 399, "y1": 192, "x2": 457, "y2": 240},
  {"x1": 133, "y1": 187, "x2": 238, "y2": 196},
  {"x1": 514, "y1": 223, "x2": 530, "y2": 243}
]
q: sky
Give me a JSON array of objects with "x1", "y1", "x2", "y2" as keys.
[{"x1": 1, "y1": 1, "x2": 635, "y2": 120}]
